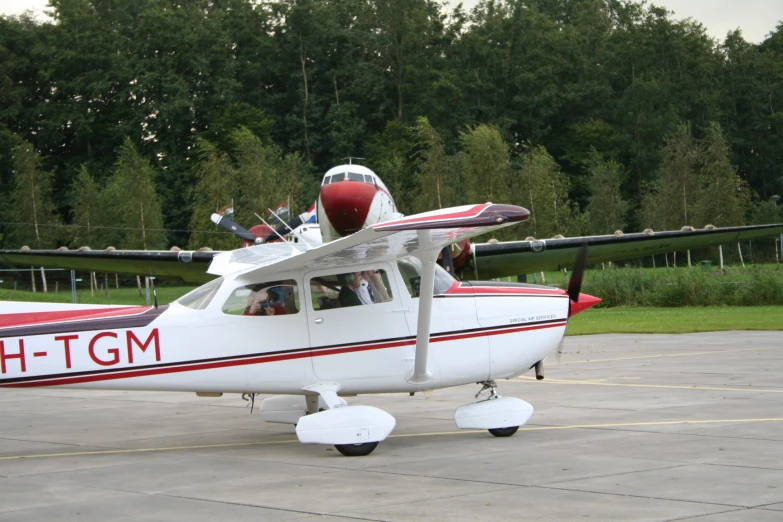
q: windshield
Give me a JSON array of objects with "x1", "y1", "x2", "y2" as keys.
[
  {"x1": 177, "y1": 277, "x2": 223, "y2": 310},
  {"x1": 396, "y1": 257, "x2": 456, "y2": 297}
]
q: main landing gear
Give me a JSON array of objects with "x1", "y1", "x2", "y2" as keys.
[
  {"x1": 453, "y1": 380, "x2": 534, "y2": 437},
  {"x1": 304, "y1": 393, "x2": 382, "y2": 457},
  {"x1": 334, "y1": 441, "x2": 379, "y2": 457},
  {"x1": 294, "y1": 384, "x2": 396, "y2": 457}
]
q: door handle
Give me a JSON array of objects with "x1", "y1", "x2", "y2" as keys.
[
  {"x1": 391, "y1": 308, "x2": 410, "y2": 313},
  {"x1": 314, "y1": 318, "x2": 323, "y2": 324}
]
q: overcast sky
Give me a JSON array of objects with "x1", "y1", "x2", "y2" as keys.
[{"x1": 2, "y1": 0, "x2": 782, "y2": 43}]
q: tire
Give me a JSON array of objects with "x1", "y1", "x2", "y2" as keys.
[
  {"x1": 488, "y1": 426, "x2": 519, "y2": 437},
  {"x1": 334, "y1": 441, "x2": 379, "y2": 457}
]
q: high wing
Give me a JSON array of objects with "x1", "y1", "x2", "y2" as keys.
[
  {"x1": 469, "y1": 224, "x2": 783, "y2": 279},
  {"x1": 1, "y1": 223, "x2": 781, "y2": 283},
  {"x1": 214, "y1": 203, "x2": 529, "y2": 282}
]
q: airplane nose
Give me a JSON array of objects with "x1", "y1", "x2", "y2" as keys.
[
  {"x1": 320, "y1": 181, "x2": 377, "y2": 236},
  {"x1": 569, "y1": 293, "x2": 601, "y2": 317}
]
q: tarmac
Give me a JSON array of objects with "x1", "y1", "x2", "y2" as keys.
[{"x1": 1, "y1": 331, "x2": 782, "y2": 521}]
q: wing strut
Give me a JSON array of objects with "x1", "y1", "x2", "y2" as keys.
[{"x1": 408, "y1": 231, "x2": 438, "y2": 385}]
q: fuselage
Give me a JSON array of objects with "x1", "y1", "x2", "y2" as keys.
[{"x1": 0, "y1": 261, "x2": 570, "y2": 395}]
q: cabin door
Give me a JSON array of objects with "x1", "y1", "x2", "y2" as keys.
[{"x1": 304, "y1": 263, "x2": 413, "y2": 382}]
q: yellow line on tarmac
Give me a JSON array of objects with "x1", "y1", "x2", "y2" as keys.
[
  {"x1": 550, "y1": 345, "x2": 780, "y2": 366},
  {"x1": 3, "y1": 418, "x2": 783, "y2": 461},
  {"x1": 0, "y1": 438, "x2": 301, "y2": 461},
  {"x1": 516, "y1": 375, "x2": 783, "y2": 393}
]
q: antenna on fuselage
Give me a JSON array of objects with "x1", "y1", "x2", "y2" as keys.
[{"x1": 342, "y1": 157, "x2": 365, "y2": 165}]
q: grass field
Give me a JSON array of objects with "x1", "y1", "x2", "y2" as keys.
[
  {"x1": 566, "y1": 306, "x2": 783, "y2": 335},
  {"x1": 0, "y1": 286, "x2": 194, "y2": 306}
]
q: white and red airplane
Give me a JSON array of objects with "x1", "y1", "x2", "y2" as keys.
[
  {"x1": 0, "y1": 203, "x2": 599, "y2": 456},
  {"x1": 1, "y1": 164, "x2": 782, "y2": 456}
]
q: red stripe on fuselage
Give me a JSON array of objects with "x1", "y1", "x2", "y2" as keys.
[
  {"x1": 443, "y1": 282, "x2": 567, "y2": 297},
  {"x1": 0, "y1": 306, "x2": 152, "y2": 330},
  {"x1": 0, "y1": 320, "x2": 566, "y2": 388}
]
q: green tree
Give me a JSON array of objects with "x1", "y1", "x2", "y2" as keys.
[
  {"x1": 515, "y1": 146, "x2": 585, "y2": 239},
  {"x1": 3, "y1": 142, "x2": 61, "y2": 248},
  {"x1": 365, "y1": 120, "x2": 416, "y2": 212},
  {"x1": 586, "y1": 149, "x2": 629, "y2": 234},
  {"x1": 187, "y1": 139, "x2": 238, "y2": 250},
  {"x1": 231, "y1": 127, "x2": 286, "y2": 221},
  {"x1": 70, "y1": 165, "x2": 106, "y2": 248},
  {"x1": 458, "y1": 124, "x2": 512, "y2": 204},
  {"x1": 103, "y1": 138, "x2": 166, "y2": 249},
  {"x1": 691, "y1": 122, "x2": 748, "y2": 227},
  {"x1": 752, "y1": 200, "x2": 782, "y2": 225},
  {"x1": 412, "y1": 116, "x2": 454, "y2": 212},
  {"x1": 639, "y1": 123, "x2": 699, "y2": 229},
  {"x1": 275, "y1": 151, "x2": 311, "y2": 219}
]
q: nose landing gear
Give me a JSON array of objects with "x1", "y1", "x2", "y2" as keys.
[{"x1": 454, "y1": 381, "x2": 534, "y2": 437}]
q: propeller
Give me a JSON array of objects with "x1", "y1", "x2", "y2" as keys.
[
  {"x1": 567, "y1": 242, "x2": 589, "y2": 303},
  {"x1": 210, "y1": 213, "x2": 260, "y2": 244},
  {"x1": 557, "y1": 242, "x2": 589, "y2": 363}
]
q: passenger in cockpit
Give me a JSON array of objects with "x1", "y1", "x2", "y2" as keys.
[{"x1": 363, "y1": 270, "x2": 390, "y2": 302}]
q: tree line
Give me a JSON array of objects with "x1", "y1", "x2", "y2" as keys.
[{"x1": 1, "y1": 0, "x2": 781, "y2": 250}]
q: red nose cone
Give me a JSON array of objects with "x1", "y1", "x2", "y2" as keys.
[
  {"x1": 569, "y1": 293, "x2": 602, "y2": 317},
  {"x1": 320, "y1": 181, "x2": 377, "y2": 236}
]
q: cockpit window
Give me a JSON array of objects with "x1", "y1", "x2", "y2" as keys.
[
  {"x1": 310, "y1": 269, "x2": 393, "y2": 310},
  {"x1": 364, "y1": 174, "x2": 374, "y2": 184},
  {"x1": 222, "y1": 279, "x2": 300, "y2": 316},
  {"x1": 322, "y1": 175, "x2": 331, "y2": 186},
  {"x1": 397, "y1": 257, "x2": 456, "y2": 297},
  {"x1": 177, "y1": 277, "x2": 223, "y2": 310},
  {"x1": 347, "y1": 172, "x2": 364, "y2": 182}
]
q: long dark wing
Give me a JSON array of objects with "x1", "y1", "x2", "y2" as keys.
[
  {"x1": 0, "y1": 249, "x2": 219, "y2": 283},
  {"x1": 3, "y1": 223, "x2": 781, "y2": 283},
  {"x1": 469, "y1": 224, "x2": 783, "y2": 279}
]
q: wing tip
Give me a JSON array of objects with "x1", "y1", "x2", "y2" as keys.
[{"x1": 374, "y1": 203, "x2": 530, "y2": 231}]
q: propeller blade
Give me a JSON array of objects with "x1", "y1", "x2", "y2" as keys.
[
  {"x1": 210, "y1": 213, "x2": 258, "y2": 243},
  {"x1": 567, "y1": 242, "x2": 589, "y2": 303}
]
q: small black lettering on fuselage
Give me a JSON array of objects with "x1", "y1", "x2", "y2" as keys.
[{"x1": 510, "y1": 313, "x2": 557, "y2": 324}]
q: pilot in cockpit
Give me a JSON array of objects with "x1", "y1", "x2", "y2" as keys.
[
  {"x1": 244, "y1": 286, "x2": 287, "y2": 316},
  {"x1": 337, "y1": 273, "x2": 363, "y2": 307}
]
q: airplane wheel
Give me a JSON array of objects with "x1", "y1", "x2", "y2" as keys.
[
  {"x1": 488, "y1": 426, "x2": 519, "y2": 437},
  {"x1": 334, "y1": 442, "x2": 379, "y2": 457}
]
